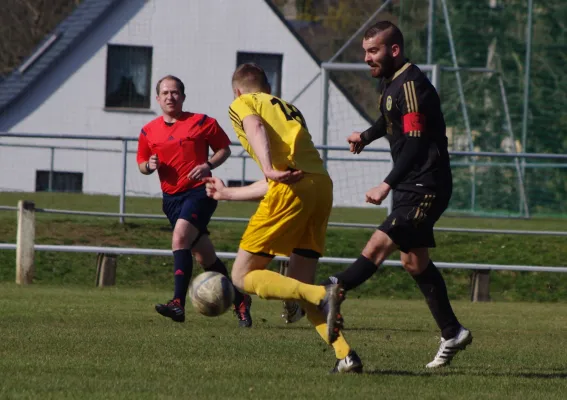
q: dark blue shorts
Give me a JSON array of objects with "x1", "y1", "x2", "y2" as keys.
[{"x1": 162, "y1": 185, "x2": 218, "y2": 234}]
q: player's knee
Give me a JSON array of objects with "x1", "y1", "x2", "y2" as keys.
[
  {"x1": 171, "y1": 232, "x2": 190, "y2": 250},
  {"x1": 193, "y1": 248, "x2": 216, "y2": 268},
  {"x1": 401, "y1": 258, "x2": 420, "y2": 275},
  {"x1": 172, "y1": 228, "x2": 197, "y2": 250},
  {"x1": 230, "y1": 268, "x2": 245, "y2": 290},
  {"x1": 401, "y1": 257, "x2": 428, "y2": 276},
  {"x1": 193, "y1": 251, "x2": 215, "y2": 267},
  {"x1": 362, "y1": 230, "x2": 396, "y2": 264}
]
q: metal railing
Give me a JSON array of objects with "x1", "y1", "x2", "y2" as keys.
[
  {"x1": 1, "y1": 132, "x2": 567, "y2": 221},
  {"x1": 1, "y1": 243, "x2": 566, "y2": 273}
]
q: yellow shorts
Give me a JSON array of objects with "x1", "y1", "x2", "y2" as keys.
[{"x1": 240, "y1": 174, "x2": 333, "y2": 256}]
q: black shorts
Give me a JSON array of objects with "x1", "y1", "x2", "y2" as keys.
[
  {"x1": 162, "y1": 184, "x2": 217, "y2": 234},
  {"x1": 378, "y1": 189, "x2": 450, "y2": 253}
]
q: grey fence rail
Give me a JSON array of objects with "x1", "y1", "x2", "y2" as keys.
[{"x1": 0, "y1": 243, "x2": 566, "y2": 273}]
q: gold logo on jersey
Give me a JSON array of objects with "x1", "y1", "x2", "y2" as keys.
[{"x1": 386, "y1": 96, "x2": 392, "y2": 111}]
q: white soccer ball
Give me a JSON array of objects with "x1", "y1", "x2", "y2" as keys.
[{"x1": 189, "y1": 271, "x2": 235, "y2": 317}]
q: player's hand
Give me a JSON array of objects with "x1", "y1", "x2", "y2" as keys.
[
  {"x1": 203, "y1": 177, "x2": 227, "y2": 200},
  {"x1": 264, "y1": 168, "x2": 304, "y2": 184},
  {"x1": 365, "y1": 182, "x2": 391, "y2": 205},
  {"x1": 263, "y1": 169, "x2": 292, "y2": 183},
  {"x1": 188, "y1": 162, "x2": 211, "y2": 181},
  {"x1": 148, "y1": 154, "x2": 160, "y2": 171},
  {"x1": 347, "y1": 132, "x2": 366, "y2": 154},
  {"x1": 286, "y1": 169, "x2": 304, "y2": 184}
]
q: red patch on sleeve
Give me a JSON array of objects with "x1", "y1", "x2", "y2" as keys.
[{"x1": 403, "y1": 112, "x2": 426, "y2": 134}]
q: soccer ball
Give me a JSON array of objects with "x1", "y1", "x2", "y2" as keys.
[{"x1": 189, "y1": 271, "x2": 235, "y2": 317}]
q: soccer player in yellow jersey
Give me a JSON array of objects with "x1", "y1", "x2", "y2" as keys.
[{"x1": 204, "y1": 63, "x2": 362, "y2": 373}]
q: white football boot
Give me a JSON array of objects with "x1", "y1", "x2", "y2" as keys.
[{"x1": 426, "y1": 326, "x2": 473, "y2": 368}]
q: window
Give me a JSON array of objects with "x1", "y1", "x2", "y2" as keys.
[
  {"x1": 236, "y1": 52, "x2": 283, "y2": 97},
  {"x1": 35, "y1": 171, "x2": 83, "y2": 193},
  {"x1": 105, "y1": 45, "x2": 152, "y2": 109}
]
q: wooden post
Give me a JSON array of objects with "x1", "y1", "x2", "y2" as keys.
[
  {"x1": 470, "y1": 270, "x2": 491, "y2": 302},
  {"x1": 95, "y1": 253, "x2": 117, "y2": 287},
  {"x1": 16, "y1": 200, "x2": 35, "y2": 285}
]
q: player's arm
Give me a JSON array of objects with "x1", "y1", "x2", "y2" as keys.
[
  {"x1": 204, "y1": 177, "x2": 268, "y2": 201},
  {"x1": 348, "y1": 115, "x2": 386, "y2": 154},
  {"x1": 136, "y1": 130, "x2": 159, "y2": 175},
  {"x1": 382, "y1": 80, "x2": 431, "y2": 188},
  {"x1": 366, "y1": 80, "x2": 431, "y2": 205},
  {"x1": 242, "y1": 115, "x2": 295, "y2": 183},
  {"x1": 208, "y1": 146, "x2": 231, "y2": 169},
  {"x1": 188, "y1": 119, "x2": 231, "y2": 180},
  {"x1": 206, "y1": 119, "x2": 232, "y2": 169}
]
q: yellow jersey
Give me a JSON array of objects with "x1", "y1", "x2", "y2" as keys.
[{"x1": 228, "y1": 92, "x2": 327, "y2": 176}]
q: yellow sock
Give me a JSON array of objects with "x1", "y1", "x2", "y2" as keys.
[
  {"x1": 242, "y1": 270, "x2": 326, "y2": 305},
  {"x1": 301, "y1": 301, "x2": 351, "y2": 360}
]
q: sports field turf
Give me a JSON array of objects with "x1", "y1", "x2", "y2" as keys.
[
  {"x1": 1, "y1": 284, "x2": 567, "y2": 399},
  {"x1": 0, "y1": 192, "x2": 566, "y2": 398}
]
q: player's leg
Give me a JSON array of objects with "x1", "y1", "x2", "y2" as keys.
[
  {"x1": 280, "y1": 174, "x2": 334, "y2": 324},
  {"x1": 233, "y1": 177, "x2": 345, "y2": 343},
  {"x1": 231, "y1": 180, "x2": 326, "y2": 305},
  {"x1": 320, "y1": 229, "x2": 398, "y2": 290},
  {"x1": 231, "y1": 248, "x2": 327, "y2": 307},
  {"x1": 281, "y1": 249, "x2": 314, "y2": 324},
  {"x1": 399, "y1": 191, "x2": 472, "y2": 367},
  {"x1": 192, "y1": 234, "x2": 252, "y2": 328},
  {"x1": 401, "y1": 247, "x2": 472, "y2": 368},
  {"x1": 400, "y1": 247, "x2": 461, "y2": 338},
  {"x1": 154, "y1": 217, "x2": 200, "y2": 322},
  {"x1": 155, "y1": 189, "x2": 205, "y2": 322},
  {"x1": 288, "y1": 252, "x2": 363, "y2": 373}
]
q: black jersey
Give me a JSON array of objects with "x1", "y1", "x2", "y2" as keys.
[{"x1": 361, "y1": 62, "x2": 452, "y2": 194}]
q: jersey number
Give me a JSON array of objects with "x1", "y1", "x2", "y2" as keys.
[{"x1": 270, "y1": 98, "x2": 307, "y2": 129}]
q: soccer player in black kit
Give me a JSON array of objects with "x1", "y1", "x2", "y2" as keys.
[{"x1": 322, "y1": 21, "x2": 473, "y2": 368}]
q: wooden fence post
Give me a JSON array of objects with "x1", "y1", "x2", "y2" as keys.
[
  {"x1": 470, "y1": 269, "x2": 491, "y2": 302},
  {"x1": 16, "y1": 200, "x2": 36, "y2": 285},
  {"x1": 95, "y1": 253, "x2": 117, "y2": 287}
]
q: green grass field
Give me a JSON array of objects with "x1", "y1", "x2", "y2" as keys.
[
  {"x1": 1, "y1": 284, "x2": 567, "y2": 399},
  {"x1": 1, "y1": 192, "x2": 567, "y2": 398}
]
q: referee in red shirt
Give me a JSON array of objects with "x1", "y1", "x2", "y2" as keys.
[{"x1": 137, "y1": 75, "x2": 252, "y2": 327}]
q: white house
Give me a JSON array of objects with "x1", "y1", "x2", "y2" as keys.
[{"x1": 0, "y1": 0, "x2": 391, "y2": 207}]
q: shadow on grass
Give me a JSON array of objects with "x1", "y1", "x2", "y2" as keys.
[
  {"x1": 273, "y1": 325, "x2": 430, "y2": 334},
  {"x1": 365, "y1": 369, "x2": 567, "y2": 379}
]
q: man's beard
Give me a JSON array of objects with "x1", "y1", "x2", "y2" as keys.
[{"x1": 370, "y1": 56, "x2": 395, "y2": 79}]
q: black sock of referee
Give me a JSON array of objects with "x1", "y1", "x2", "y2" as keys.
[
  {"x1": 413, "y1": 260, "x2": 460, "y2": 339},
  {"x1": 319, "y1": 255, "x2": 379, "y2": 291},
  {"x1": 173, "y1": 249, "x2": 193, "y2": 308},
  {"x1": 204, "y1": 258, "x2": 245, "y2": 307}
]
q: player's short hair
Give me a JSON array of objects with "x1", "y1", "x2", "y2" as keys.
[
  {"x1": 155, "y1": 75, "x2": 185, "y2": 96},
  {"x1": 364, "y1": 21, "x2": 404, "y2": 50},
  {"x1": 232, "y1": 63, "x2": 270, "y2": 91}
]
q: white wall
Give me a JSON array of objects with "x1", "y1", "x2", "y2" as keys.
[{"x1": 0, "y1": 0, "x2": 390, "y2": 207}]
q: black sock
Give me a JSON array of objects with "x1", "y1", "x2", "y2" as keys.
[
  {"x1": 319, "y1": 255, "x2": 378, "y2": 291},
  {"x1": 413, "y1": 261, "x2": 460, "y2": 339},
  {"x1": 204, "y1": 257, "x2": 245, "y2": 306},
  {"x1": 173, "y1": 249, "x2": 193, "y2": 308}
]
